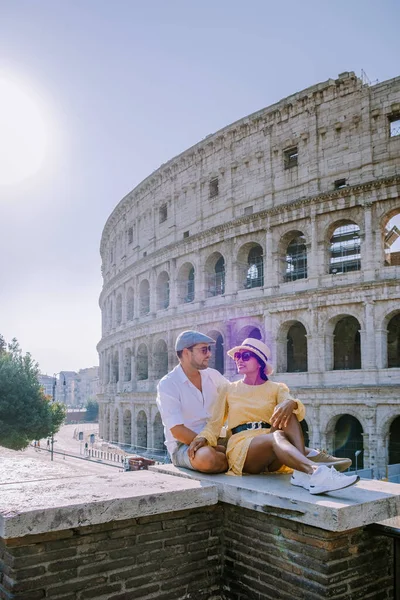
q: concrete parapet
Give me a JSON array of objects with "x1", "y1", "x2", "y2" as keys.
[{"x1": 151, "y1": 464, "x2": 400, "y2": 532}]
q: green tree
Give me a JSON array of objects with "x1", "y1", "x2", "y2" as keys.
[
  {"x1": 0, "y1": 337, "x2": 66, "y2": 450},
  {"x1": 85, "y1": 399, "x2": 99, "y2": 422}
]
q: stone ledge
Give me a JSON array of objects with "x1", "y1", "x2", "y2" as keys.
[
  {"x1": 150, "y1": 464, "x2": 400, "y2": 532},
  {"x1": 0, "y1": 457, "x2": 218, "y2": 539}
]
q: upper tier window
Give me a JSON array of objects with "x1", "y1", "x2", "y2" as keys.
[
  {"x1": 209, "y1": 177, "x2": 219, "y2": 198},
  {"x1": 284, "y1": 147, "x2": 298, "y2": 169}
]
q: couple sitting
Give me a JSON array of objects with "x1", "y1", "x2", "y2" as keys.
[{"x1": 156, "y1": 330, "x2": 358, "y2": 495}]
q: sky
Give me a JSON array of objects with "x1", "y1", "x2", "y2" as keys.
[{"x1": 0, "y1": 0, "x2": 399, "y2": 375}]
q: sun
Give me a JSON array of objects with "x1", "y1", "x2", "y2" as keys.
[{"x1": 0, "y1": 74, "x2": 48, "y2": 186}]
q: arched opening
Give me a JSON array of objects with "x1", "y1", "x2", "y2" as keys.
[
  {"x1": 154, "y1": 339, "x2": 168, "y2": 380},
  {"x1": 285, "y1": 234, "x2": 307, "y2": 282},
  {"x1": 153, "y1": 412, "x2": 165, "y2": 451},
  {"x1": 205, "y1": 253, "x2": 225, "y2": 297},
  {"x1": 126, "y1": 287, "x2": 134, "y2": 321},
  {"x1": 387, "y1": 313, "x2": 400, "y2": 368},
  {"x1": 137, "y1": 344, "x2": 148, "y2": 380},
  {"x1": 137, "y1": 410, "x2": 147, "y2": 450},
  {"x1": 334, "y1": 415, "x2": 363, "y2": 471},
  {"x1": 389, "y1": 416, "x2": 400, "y2": 464},
  {"x1": 123, "y1": 409, "x2": 131, "y2": 446},
  {"x1": 383, "y1": 212, "x2": 400, "y2": 266},
  {"x1": 177, "y1": 263, "x2": 195, "y2": 304},
  {"x1": 287, "y1": 322, "x2": 308, "y2": 372},
  {"x1": 124, "y1": 348, "x2": 132, "y2": 381},
  {"x1": 139, "y1": 279, "x2": 150, "y2": 316},
  {"x1": 329, "y1": 221, "x2": 361, "y2": 274},
  {"x1": 112, "y1": 351, "x2": 119, "y2": 383},
  {"x1": 246, "y1": 245, "x2": 264, "y2": 288},
  {"x1": 108, "y1": 301, "x2": 113, "y2": 330},
  {"x1": 113, "y1": 410, "x2": 119, "y2": 444},
  {"x1": 156, "y1": 271, "x2": 170, "y2": 310},
  {"x1": 333, "y1": 316, "x2": 361, "y2": 370},
  {"x1": 206, "y1": 331, "x2": 224, "y2": 374},
  {"x1": 236, "y1": 326, "x2": 262, "y2": 345},
  {"x1": 300, "y1": 419, "x2": 309, "y2": 448},
  {"x1": 116, "y1": 294, "x2": 122, "y2": 325}
]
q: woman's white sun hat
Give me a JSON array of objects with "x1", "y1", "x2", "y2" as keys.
[{"x1": 227, "y1": 338, "x2": 274, "y2": 375}]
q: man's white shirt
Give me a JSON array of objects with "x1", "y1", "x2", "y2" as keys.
[{"x1": 156, "y1": 364, "x2": 228, "y2": 456}]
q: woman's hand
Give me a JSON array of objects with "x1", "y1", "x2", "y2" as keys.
[
  {"x1": 270, "y1": 399, "x2": 297, "y2": 430},
  {"x1": 188, "y1": 437, "x2": 207, "y2": 460}
]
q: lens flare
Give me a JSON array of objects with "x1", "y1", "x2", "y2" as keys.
[{"x1": 0, "y1": 74, "x2": 48, "y2": 185}]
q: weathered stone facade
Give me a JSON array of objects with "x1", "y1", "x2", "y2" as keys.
[{"x1": 97, "y1": 71, "x2": 400, "y2": 477}]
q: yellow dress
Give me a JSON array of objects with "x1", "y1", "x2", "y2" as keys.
[{"x1": 198, "y1": 380, "x2": 306, "y2": 476}]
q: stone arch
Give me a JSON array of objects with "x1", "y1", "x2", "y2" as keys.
[
  {"x1": 277, "y1": 320, "x2": 308, "y2": 373},
  {"x1": 116, "y1": 293, "x2": 122, "y2": 325},
  {"x1": 205, "y1": 252, "x2": 225, "y2": 297},
  {"x1": 137, "y1": 410, "x2": 148, "y2": 450},
  {"x1": 126, "y1": 286, "x2": 134, "y2": 321},
  {"x1": 380, "y1": 207, "x2": 400, "y2": 267},
  {"x1": 206, "y1": 329, "x2": 224, "y2": 374},
  {"x1": 113, "y1": 409, "x2": 119, "y2": 444},
  {"x1": 137, "y1": 343, "x2": 148, "y2": 380},
  {"x1": 153, "y1": 412, "x2": 165, "y2": 451},
  {"x1": 332, "y1": 316, "x2": 361, "y2": 370},
  {"x1": 124, "y1": 348, "x2": 132, "y2": 381},
  {"x1": 237, "y1": 242, "x2": 264, "y2": 289},
  {"x1": 235, "y1": 325, "x2": 263, "y2": 346},
  {"x1": 388, "y1": 416, "x2": 400, "y2": 465},
  {"x1": 280, "y1": 230, "x2": 308, "y2": 283},
  {"x1": 139, "y1": 279, "x2": 150, "y2": 315},
  {"x1": 103, "y1": 405, "x2": 111, "y2": 441},
  {"x1": 177, "y1": 262, "x2": 195, "y2": 304},
  {"x1": 333, "y1": 414, "x2": 364, "y2": 471},
  {"x1": 387, "y1": 312, "x2": 400, "y2": 368},
  {"x1": 154, "y1": 338, "x2": 168, "y2": 380},
  {"x1": 327, "y1": 219, "x2": 361, "y2": 275},
  {"x1": 156, "y1": 271, "x2": 170, "y2": 310},
  {"x1": 123, "y1": 409, "x2": 132, "y2": 446},
  {"x1": 108, "y1": 299, "x2": 113, "y2": 330},
  {"x1": 112, "y1": 351, "x2": 119, "y2": 383}
]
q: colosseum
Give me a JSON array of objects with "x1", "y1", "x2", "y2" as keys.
[{"x1": 98, "y1": 71, "x2": 400, "y2": 478}]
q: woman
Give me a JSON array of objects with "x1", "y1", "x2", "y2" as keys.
[{"x1": 189, "y1": 338, "x2": 359, "y2": 495}]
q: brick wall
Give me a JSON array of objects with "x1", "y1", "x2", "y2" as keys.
[
  {"x1": 0, "y1": 506, "x2": 223, "y2": 600},
  {"x1": 221, "y1": 505, "x2": 394, "y2": 600},
  {"x1": 0, "y1": 504, "x2": 396, "y2": 600}
]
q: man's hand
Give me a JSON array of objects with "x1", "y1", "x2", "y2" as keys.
[
  {"x1": 270, "y1": 399, "x2": 297, "y2": 430},
  {"x1": 188, "y1": 437, "x2": 207, "y2": 460}
]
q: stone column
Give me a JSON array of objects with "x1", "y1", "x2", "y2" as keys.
[
  {"x1": 363, "y1": 201, "x2": 374, "y2": 277},
  {"x1": 149, "y1": 268, "x2": 157, "y2": 315},
  {"x1": 264, "y1": 224, "x2": 274, "y2": 291},
  {"x1": 117, "y1": 345, "x2": 124, "y2": 391},
  {"x1": 169, "y1": 259, "x2": 177, "y2": 309},
  {"x1": 375, "y1": 328, "x2": 388, "y2": 369},
  {"x1": 223, "y1": 239, "x2": 235, "y2": 297},
  {"x1": 361, "y1": 301, "x2": 376, "y2": 369},
  {"x1": 308, "y1": 211, "x2": 319, "y2": 281}
]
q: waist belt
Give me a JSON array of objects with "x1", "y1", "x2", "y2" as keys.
[{"x1": 231, "y1": 421, "x2": 270, "y2": 435}]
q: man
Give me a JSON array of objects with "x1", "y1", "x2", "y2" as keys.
[
  {"x1": 156, "y1": 330, "x2": 229, "y2": 473},
  {"x1": 157, "y1": 330, "x2": 351, "y2": 473}
]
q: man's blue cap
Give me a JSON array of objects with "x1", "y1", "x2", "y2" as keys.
[{"x1": 175, "y1": 330, "x2": 216, "y2": 352}]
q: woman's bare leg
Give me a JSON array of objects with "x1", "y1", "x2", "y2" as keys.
[
  {"x1": 273, "y1": 414, "x2": 306, "y2": 456},
  {"x1": 243, "y1": 431, "x2": 314, "y2": 475}
]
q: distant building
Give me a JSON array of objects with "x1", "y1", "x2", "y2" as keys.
[
  {"x1": 38, "y1": 367, "x2": 99, "y2": 407},
  {"x1": 38, "y1": 374, "x2": 56, "y2": 399}
]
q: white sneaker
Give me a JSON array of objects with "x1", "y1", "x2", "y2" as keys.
[
  {"x1": 290, "y1": 470, "x2": 311, "y2": 490},
  {"x1": 309, "y1": 465, "x2": 359, "y2": 495}
]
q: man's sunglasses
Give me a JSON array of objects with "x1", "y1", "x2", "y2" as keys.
[
  {"x1": 189, "y1": 345, "x2": 212, "y2": 355},
  {"x1": 233, "y1": 351, "x2": 256, "y2": 362}
]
